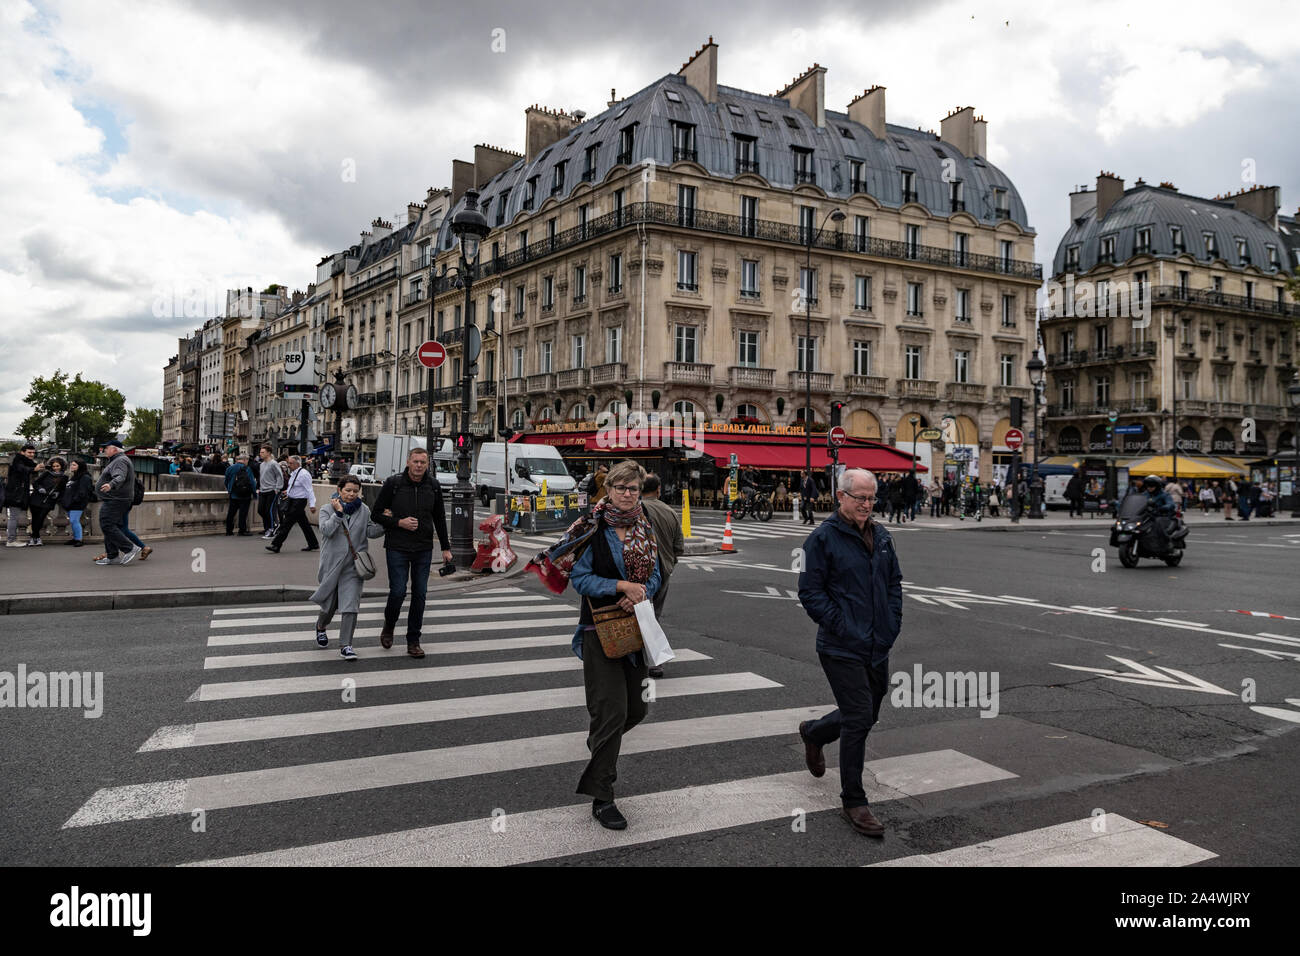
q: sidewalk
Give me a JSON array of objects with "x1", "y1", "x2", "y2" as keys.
[
  {"x1": 880, "y1": 508, "x2": 1300, "y2": 532},
  {"x1": 0, "y1": 533, "x2": 530, "y2": 615}
]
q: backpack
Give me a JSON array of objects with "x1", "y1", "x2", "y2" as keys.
[
  {"x1": 132, "y1": 477, "x2": 145, "y2": 506},
  {"x1": 232, "y1": 465, "x2": 254, "y2": 498}
]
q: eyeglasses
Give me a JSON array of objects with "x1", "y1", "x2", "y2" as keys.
[
  {"x1": 610, "y1": 484, "x2": 640, "y2": 494},
  {"x1": 840, "y1": 490, "x2": 877, "y2": 504}
]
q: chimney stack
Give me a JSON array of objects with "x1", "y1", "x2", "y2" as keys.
[
  {"x1": 1095, "y1": 171, "x2": 1125, "y2": 221},
  {"x1": 451, "y1": 159, "x2": 475, "y2": 203},
  {"x1": 524, "y1": 105, "x2": 581, "y2": 164},
  {"x1": 678, "y1": 36, "x2": 718, "y2": 103},
  {"x1": 1225, "y1": 185, "x2": 1281, "y2": 229},
  {"x1": 847, "y1": 86, "x2": 886, "y2": 140},
  {"x1": 1069, "y1": 185, "x2": 1097, "y2": 222},
  {"x1": 407, "y1": 202, "x2": 425, "y2": 224},
  {"x1": 939, "y1": 106, "x2": 978, "y2": 157},
  {"x1": 370, "y1": 217, "x2": 393, "y2": 239},
  {"x1": 778, "y1": 63, "x2": 826, "y2": 128},
  {"x1": 474, "y1": 143, "x2": 523, "y2": 188}
]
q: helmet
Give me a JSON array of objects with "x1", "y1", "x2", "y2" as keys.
[{"x1": 1142, "y1": 474, "x2": 1162, "y2": 491}]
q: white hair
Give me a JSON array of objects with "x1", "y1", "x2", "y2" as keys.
[
  {"x1": 288, "y1": 455, "x2": 301, "y2": 466},
  {"x1": 837, "y1": 468, "x2": 876, "y2": 493}
]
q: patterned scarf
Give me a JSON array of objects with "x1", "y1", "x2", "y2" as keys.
[{"x1": 526, "y1": 498, "x2": 658, "y2": 595}]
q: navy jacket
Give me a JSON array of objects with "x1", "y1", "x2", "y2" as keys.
[{"x1": 798, "y1": 510, "x2": 903, "y2": 665}]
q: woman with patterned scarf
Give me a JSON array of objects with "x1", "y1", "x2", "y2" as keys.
[{"x1": 526, "y1": 459, "x2": 660, "y2": 831}]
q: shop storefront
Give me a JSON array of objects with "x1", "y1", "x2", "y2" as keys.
[{"x1": 514, "y1": 421, "x2": 925, "y2": 507}]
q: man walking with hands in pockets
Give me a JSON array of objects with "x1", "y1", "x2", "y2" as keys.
[
  {"x1": 796, "y1": 468, "x2": 903, "y2": 837},
  {"x1": 373, "y1": 447, "x2": 452, "y2": 659}
]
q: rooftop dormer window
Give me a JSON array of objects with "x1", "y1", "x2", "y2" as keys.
[
  {"x1": 727, "y1": 103, "x2": 745, "y2": 120},
  {"x1": 755, "y1": 109, "x2": 772, "y2": 126},
  {"x1": 1170, "y1": 225, "x2": 1185, "y2": 253},
  {"x1": 783, "y1": 115, "x2": 801, "y2": 131},
  {"x1": 664, "y1": 89, "x2": 683, "y2": 104},
  {"x1": 1135, "y1": 227, "x2": 1151, "y2": 254}
]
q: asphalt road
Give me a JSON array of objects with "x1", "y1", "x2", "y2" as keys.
[{"x1": 1, "y1": 512, "x2": 1296, "y2": 868}]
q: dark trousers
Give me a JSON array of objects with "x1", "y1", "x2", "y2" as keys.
[
  {"x1": 271, "y1": 498, "x2": 318, "y2": 550},
  {"x1": 226, "y1": 497, "x2": 252, "y2": 534},
  {"x1": 257, "y1": 491, "x2": 277, "y2": 533},
  {"x1": 804, "y1": 653, "x2": 890, "y2": 808},
  {"x1": 930, "y1": 498, "x2": 940, "y2": 517},
  {"x1": 30, "y1": 506, "x2": 51, "y2": 538},
  {"x1": 384, "y1": 548, "x2": 433, "y2": 644},
  {"x1": 98, "y1": 499, "x2": 134, "y2": 558},
  {"x1": 576, "y1": 634, "x2": 649, "y2": 802}
]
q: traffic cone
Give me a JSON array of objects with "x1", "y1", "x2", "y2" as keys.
[{"x1": 720, "y1": 511, "x2": 736, "y2": 552}]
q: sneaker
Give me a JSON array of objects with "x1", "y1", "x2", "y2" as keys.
[
  {"x1": 72, "y1": 540, "x2": 85, "y2": 547},
  {"x1": 340, "y1": 645, "x2": 357, "y2": 660},
  {"x1": 119, "y1": 545, "x2": 143, "y2": 566},
  {"x1": 94, "y1": 556, "x2": 121, "y2": 566},
  {"x1": 316, "y1": 628, "x2": 329, "y2": 647},
  {"x1": 4, "y1": 541, "x2": 23, "y2": 548},
  {"x1": 24, "y1": 539, "x2": 41, "y2": 547},
  {"x1": 63, "y1": 539, "x2": 78, "y2": 546}
]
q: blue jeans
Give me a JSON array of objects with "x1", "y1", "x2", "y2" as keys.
[
  {"x1": 122, "y1": 507, "x2": 145, "y2": 549},
  {"x1": 68, "y1": 509, "x2": 84, "y2": 541},
  {"x1": 384, "y1": 549, "x2": 433, "y2": 645}
]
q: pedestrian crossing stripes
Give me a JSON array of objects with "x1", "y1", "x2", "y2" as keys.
[
  {"x1": 58, "y1": 586, "x2": 1221, "y2": 866},
  {"x1": 186, "y1": 750, "x2": 1014, "y2": 867},
  {"x1": 872, "y1": 814, "x2": 1217, "y2": 867}
]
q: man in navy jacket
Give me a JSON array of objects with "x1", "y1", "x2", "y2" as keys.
[{"x1": 796, "y1": 467, "x2": 903, "y2": 837}]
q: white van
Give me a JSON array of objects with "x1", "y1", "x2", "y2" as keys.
[
  {"x1": 429, "y1": 438, "x2": 457, "y2": 493},
  {"x1": 473, "y1": 442, "x2": 576, "y2": 504}
]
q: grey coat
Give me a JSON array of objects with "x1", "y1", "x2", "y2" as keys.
[{"x1": 310, "y1": 501, "x2": 385, "y2": 614}]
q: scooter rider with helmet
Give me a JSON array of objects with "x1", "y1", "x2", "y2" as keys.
[{"x1": 1141, "y1": 474, "x2": 1177, "y2": 550}]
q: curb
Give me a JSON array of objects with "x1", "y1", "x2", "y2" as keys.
[{"x1": 0, "y1": 559, "x2": 534, "y2": 616}]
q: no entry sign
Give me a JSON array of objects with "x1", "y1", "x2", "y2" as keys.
[
  {"x1": 827, "y1": 426, "x2": 847, "y2": 447},
  {"x1": 1004, "y1": 427, "x2": 1024, "y2": 450},
  {"x1": 417, "y1": 341, "x2": 447, "y2": 369}
]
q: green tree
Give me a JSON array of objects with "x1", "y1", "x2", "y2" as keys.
[
  {"x1": 125, "y1": 408, "x2": 162, "y2": 447},
  {"x1": 18, "y1": 371, "x2": 126, "y2": 451}
]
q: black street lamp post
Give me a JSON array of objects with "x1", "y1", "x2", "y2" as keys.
[
  {"x1": 802, "y1": 208, "x2": 846, "y2": 478},
  {"x1": 1027, "y1": 355, "x2": 1045, "y2": 518},
  {"x1": 435, "y1": 189, "x2": 491, "y2": 569}
]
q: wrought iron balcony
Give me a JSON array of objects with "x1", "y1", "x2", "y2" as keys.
[
  {"x1": 794, "y1": 169, "x2": 817, "y2": 185},
  {"x1": 902, "y1": 190, "x2": 918, "y2": 204},
  {"x1": 1151, "y1": 285, "x2": 1297, "y2": 317},
  {"x1": 349, "y1": 355, "x2": 377, "y2": 370},
  {"x1": 402, "y1": 291, "x2": 424, "y2": 308},
  {"x1": 375, "y1": 390, "x2": 392, "y2": 405},
  {"x1": 673, "y1": 146, "x2": 698, "y2": 163},
  {"x1": 357, "y1": 392, "x2": 376, "y2": 407},
  {"x1": 736, "y1": 158, "x2": 760, "y2": 174}
]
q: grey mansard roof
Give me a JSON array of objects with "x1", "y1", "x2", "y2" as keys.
[
  {"x1": 1053, "y1": 185, "x2": 1289, "y2": 277},
  {"x1": 438, "y1": 73, "x2": 1033, "y2": 249}
]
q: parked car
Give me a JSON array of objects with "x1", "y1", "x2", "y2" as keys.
[{"x1": 348, "y1": 463, "x2": 378, "y2": 483}]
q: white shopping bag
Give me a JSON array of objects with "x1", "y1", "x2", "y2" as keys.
[{"x1": 634, "y1": 600, "x2": 675, "y2": 666}]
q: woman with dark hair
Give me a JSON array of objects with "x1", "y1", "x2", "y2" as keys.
[
  {"x1": 310, "y1": 475, "x2": 384, "y2": 660},
  {"x1": 60, "y1": 459, "x2": 95, "y2": 546},
  {"x1": 27, "y1": 457, "x2": 68, "y2": 546},
  {"x1": 527, "y1": 459, "x2": 660, "y2": 831}
]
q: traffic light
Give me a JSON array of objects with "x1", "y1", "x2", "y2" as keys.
[
  {"x1": 830, "y1": 401, "x2": 846, "y2": 428},
  {"x1": 1010, "y1": 397, "x2": 1024, "y2": 429},
  {"x1": 455, "y1": 432, "x2": 472, "y2": 454}
]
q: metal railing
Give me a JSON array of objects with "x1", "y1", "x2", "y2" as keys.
[
  {"x1": 343, "y1": 266, "x2": 398, "y2": 302},
  {"x1": 431, "y1": 201, "x2": 1043, "y2": 292},
  {"x1": 1150, "y1": 285, "x2": 1297, "y2": 317},
  {"x1": 736, "y1": 158, "x2": 760, "y2": 174}
]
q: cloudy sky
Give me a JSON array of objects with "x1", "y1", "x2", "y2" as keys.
[{"x1": 3, "y1": 0, "x2": 1298, "y2": 437}]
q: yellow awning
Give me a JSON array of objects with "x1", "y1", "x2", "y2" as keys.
[
  {"x1": 1042, "y1": 456, "x2": 1079, "y2": 468},
  {"x1": 1124, "y1": 455, "x2": 1242, "y2": 479}
]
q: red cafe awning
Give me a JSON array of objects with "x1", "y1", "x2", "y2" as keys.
[{"x1": 704, "y1": 439, "x2": 925, "y2": 473}]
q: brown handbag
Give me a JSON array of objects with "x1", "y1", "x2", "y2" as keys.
[{"x1": 588, "y1": 599, "x2": 644, "y2": 658}]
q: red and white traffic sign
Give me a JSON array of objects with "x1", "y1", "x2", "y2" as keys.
[
  {"x1": 417, "y1": 341, "x2": 447, "y2": 369},
  {"x1": 1004, "y1": 427, "x2": 1024, "y2": 450},
  {"x1": 828, "y1": 426, "x2": 847, "y2": 447}
]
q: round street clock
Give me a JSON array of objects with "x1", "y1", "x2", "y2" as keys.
[
  {"x1": 319, "y1": 383, "x2": 337, "y2": 410},
  {"x1": 345, "y1": 384, "x2": 359, "y2": 410}
]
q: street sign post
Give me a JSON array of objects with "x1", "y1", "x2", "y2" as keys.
[
  {"x1": 827, "y1": 426, "x2": 847, "y2": 447},
  {"x1": 1004, "y1": 427, "x2": 1024, "y2": 451},
  {"x1": 417, "y1": 341, "x2": 447, "y2": 369}
]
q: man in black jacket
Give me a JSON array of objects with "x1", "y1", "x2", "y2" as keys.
[
  {"x1": 5, "y1": 444, "x2": 36, "y2": 546},
  {"x1": 372, "y1": 447, "x2": 452, "y2": 659}
]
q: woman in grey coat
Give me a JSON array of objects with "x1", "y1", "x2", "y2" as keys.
[{"x1": 311, "y1": 475, "x2": 385, "y2": 660}]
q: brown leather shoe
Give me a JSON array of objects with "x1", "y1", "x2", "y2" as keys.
[
  {"x1": 841, "y1": 805, "x2": 885, "y2": 837},
  {"x1": 379, "y1": 627, "x2": 394, "y2": 649},
  {"x1": 798, "y1": 720, "x2": 825, "y2": 778},
  {"x1": 407, "y1": 644, "x2": 425, "y2": 659}
]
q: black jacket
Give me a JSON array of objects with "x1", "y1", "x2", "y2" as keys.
[
  {"x1": 30, "y1": 469, "x2": 67, "y2": 511},
  {"x1": 373, "y1": 469, "x2": 450, "y2": 553},
  {"x1": 5, "y1": 454, "x2": 35, "y2": 508},
  {"x1": 61, "y1": 472, "x2": 94, "y2": 510}
]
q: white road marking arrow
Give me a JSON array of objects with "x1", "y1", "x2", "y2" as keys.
[
  {"x1": 720, "y1": 586, "x2": 801, "y2": 601},
  {"x1": 1218, "y1": 643, "x2": 1300, "y2": 661},
  {"x1": 1050, "y1": 656, "x2": 1236, "y2": 695},
  {"x1": 1250, "y1": 699, "x2": 1300, "y2": 724}
]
